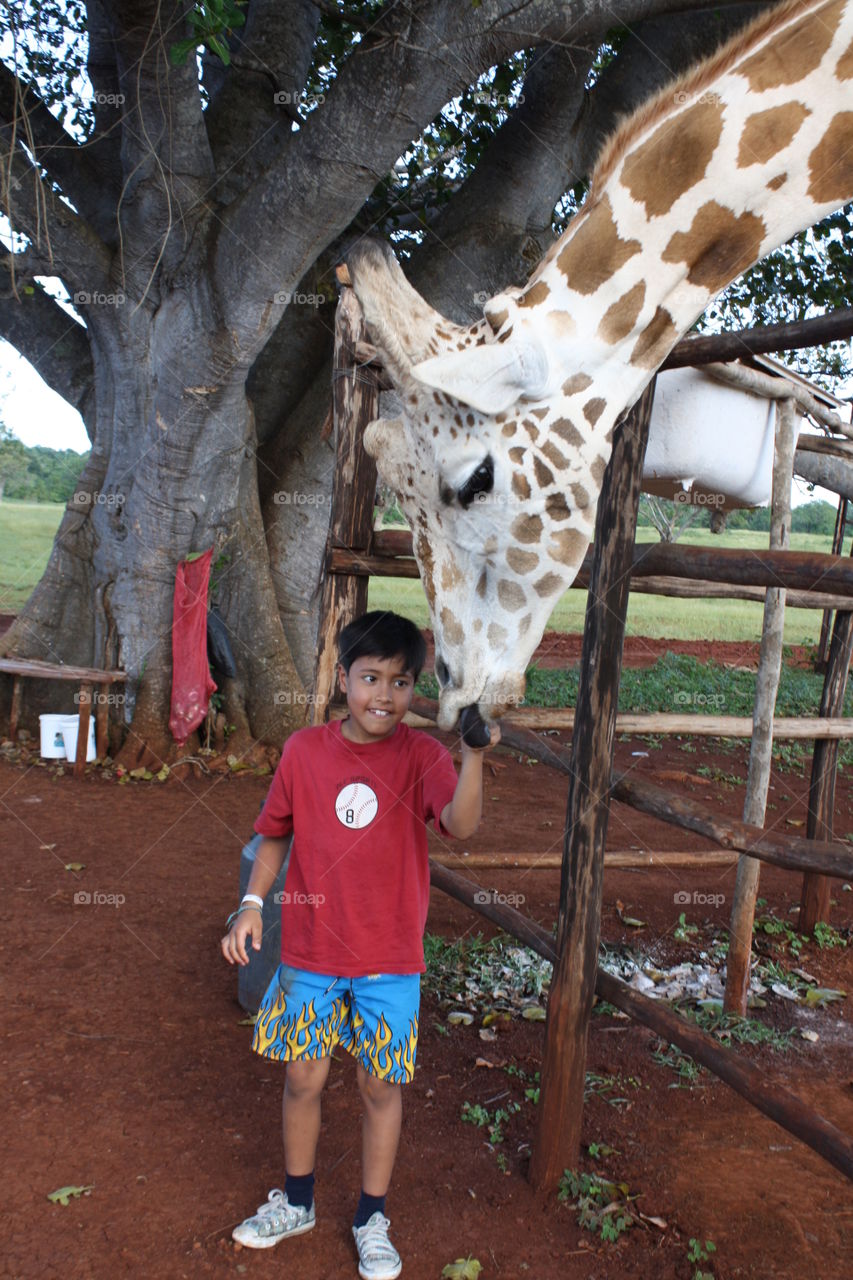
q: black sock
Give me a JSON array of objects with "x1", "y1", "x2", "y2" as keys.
[
  {"x1": 353, "y1": 1190, "x2": 386, "y2": 1229},
  {"x1": 285, "y1": 1171, "x2": 315, "y2": 1211}
]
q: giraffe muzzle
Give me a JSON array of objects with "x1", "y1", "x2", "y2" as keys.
[{"x1": 459, "y1": 704, "x2": 491, "y2": 749}]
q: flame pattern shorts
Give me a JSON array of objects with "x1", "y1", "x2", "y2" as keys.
[{"x1": 252, "y1": 964, "x2": 420, "y2": 1084}]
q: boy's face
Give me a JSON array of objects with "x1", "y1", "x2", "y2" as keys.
[{"x1": 337, "y1": 653, "x2": 416, "y2": 744}]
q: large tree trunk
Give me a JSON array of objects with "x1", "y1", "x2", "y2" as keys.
[{"x1": 1, "y1": 298, "x2": 307, "y2": 761}]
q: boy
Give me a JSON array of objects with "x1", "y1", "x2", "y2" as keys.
[{"x1": 221, "y1": 610, "x2": 499, "y2": 1279}]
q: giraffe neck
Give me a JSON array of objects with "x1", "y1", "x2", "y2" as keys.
[{"x1": 512, "y1": 0, "x2": 853, "y2": 437}]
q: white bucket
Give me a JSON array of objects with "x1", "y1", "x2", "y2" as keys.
[
  {"x1": 39, "y1": 714, "x2": 72, "y2": 759},
  {"x1": 60, "y1": 714, "x2": 96, "y2": 763}
]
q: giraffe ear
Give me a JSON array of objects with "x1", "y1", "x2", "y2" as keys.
[{"x1": 410, "y1": 338, "x2": 549, "y2": 415}]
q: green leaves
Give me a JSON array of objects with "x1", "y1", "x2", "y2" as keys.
[
  {"x1": 47, "y1": 1184, "x2": 93, "y2": 1205},
  {"x1": 169, "y1": 1, "x2": 247, "y2": 68},
  {"x1": 441, "y1": 1259, "x2": 483, "y2": 1280}
]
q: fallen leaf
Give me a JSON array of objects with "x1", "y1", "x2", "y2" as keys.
[
  {"x1": 521, "y1": 1005, "x2": 546, "y2": 1021},
  {"x1": 47, "y1": 1185, "x2": 94, "y2": 1206},
  {"x1": 64, "y1": 862, "x2": 85, "y2": 872},
  {"x1": 40, "y1": 843, "x2": 56, "y2": 851},
  {"x1": 478, "y1": 1027, "x2": 497, "y2": 1042},
  {"x1": 800, "y1": 1029, "x2": 819, "y2": 1043},
  {"x1": 803, "y1": 987, "x2": 846, "y2": 1008},
  {"x1": 447, "y1": 1011, "x2": 474, "y2": 1027},
  {"x1": 616, "y1": 901, "x2": 646, "y2": 929},
  {"x1": 441, "y1": 1257, "x2": 483, "y2": 1280},
  {"x1": 129, "y1": 767, "x2": 153, "y2": 781}
]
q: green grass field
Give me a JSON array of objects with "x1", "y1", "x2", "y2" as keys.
[
  {"x1": 0, "y1": 500, "x2": 65, "y2": 612},
  {"x1": 0, "y1": 499, "x2": 837, "y2": 644}
]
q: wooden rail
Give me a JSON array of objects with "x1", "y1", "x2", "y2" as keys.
[{"x1": 429, "y1": 860, "x2": 853, "y2": 1182}]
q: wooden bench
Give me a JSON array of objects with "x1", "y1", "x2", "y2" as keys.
[{"x1": 0, "y1": 658, "x2": 127, "y2": 777}]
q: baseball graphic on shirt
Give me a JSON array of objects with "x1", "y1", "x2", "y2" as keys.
[{"x1": 335, "y1": 782, "x2": 379, "y2": 829}]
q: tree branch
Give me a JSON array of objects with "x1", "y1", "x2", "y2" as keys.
[
  {"x1": 1, "y1": 137, "x2": 111, "y2": 291},
  {"x1": 0, "y1": 261, "x2": 95, "y2": 435},
  {"x1": 203, "y1": 0, "x2": 320, "y2": 205},
  {"x1": 214, "y1": 0, "x2": 750, "y2": 348}
]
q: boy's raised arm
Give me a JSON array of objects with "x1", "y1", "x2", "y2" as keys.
[{"x1": 440, "y1": 725, "x2": 501, "y2": 839}]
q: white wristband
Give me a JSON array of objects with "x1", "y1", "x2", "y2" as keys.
[{"x1": 241, "y1": 893, "x2": 264, "y2": 909}]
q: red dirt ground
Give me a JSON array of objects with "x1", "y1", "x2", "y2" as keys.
[{"x1": 2, "y1": 637, "x2": 852, "y2": 1280}]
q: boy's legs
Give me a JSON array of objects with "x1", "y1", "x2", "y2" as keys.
[
  {"x1": 284, "y1": 1055, "x2": 332, "y2": 1174},
  {"x1": 356, "y1": 1062, "x2": 402, "y2": 1195}
]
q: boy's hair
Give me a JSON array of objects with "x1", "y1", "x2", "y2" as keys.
[{"x1": 338, "y1": 611, "x2": 427, "y2": 679}]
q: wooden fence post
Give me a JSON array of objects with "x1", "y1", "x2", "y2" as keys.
[
  {"x1": 724, "y1": 396, "x2": 797, "y2": 1013},
  {"x1": 528, "y1": 382, "x2": 655, "y2": 1191},
  {"x1": 800, "y1": 597, "x2": 853, "y2": 931},
  {"x1": 312, "y1": 286, "x2": 380, "y2": 722}
]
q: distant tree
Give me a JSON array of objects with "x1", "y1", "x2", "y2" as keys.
[{"x1": 0, "y1": 425, "x2": 27, "y2": 501}]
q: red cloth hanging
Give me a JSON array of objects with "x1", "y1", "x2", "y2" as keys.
[{"x1": 169, "y1": 548, "x2": 217, "y2": 745}]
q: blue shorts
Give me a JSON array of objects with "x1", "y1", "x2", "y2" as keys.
[{"x1": 252, "y1": 964, "x2": 421, "y2": 1084}]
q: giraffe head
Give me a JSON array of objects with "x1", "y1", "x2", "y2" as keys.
[{"x1": 345, "y1": 240, "x2": 607, "y2": 731}]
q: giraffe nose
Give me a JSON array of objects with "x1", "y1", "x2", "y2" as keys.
[
  {"x1": 460, "y1": 704, "x2": 491, "y2": 748},
  {"x1": 434, "y1": 654, "x2": 452, "y2": 688}
]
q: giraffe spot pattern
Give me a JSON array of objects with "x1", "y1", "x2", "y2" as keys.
[
  {"x1": 583, "y1": 397, "x2": 606, "y2": 426},
  {"x1": 548, "y1": 527, "x2": 588, "y2": 565},
  {"x1": 767, "y1": 172, "x2": 787, "y2": 190},
  {"x1": 734, "y1": 0, "x2": 842, "y2": 92},
  {"x1": 415, "y1": 530, "x2": 436, "y2": 609},
  {"x1": 519, "y1": 281, "x2": 551, "y2": 307},
  {"x1": 506, "y1": 547, "x2": 539, "y2": 574},
  {"x1": 531, "y1": 407, "x2": 549, "y2": 420},
  {"x1": 552, "y1": 417, "x2": 586, "y2": 451},
  {"x1": 808, "y1": 112, "x2": 853, "y2": 203},
  {"x1": 545, "y1": 493, "x2": 572, "y2": 522},
  {"x1": 502, "y1": 422, "x2": 517, "y2": 437},
  {"x1": 620, "y1": 99, "x2": 724, "y2": 218},
  {"x1": 662, "y1": 200, "x2": 766, "y2": 291},
  {"x1": 630, "y1": 306, "x2": 678, "y2": 368},
  {"x1": 534, "y1": 572, "x2": 564, "y2": 597},
  {"x1": 511, "y1": 514, "x2": 543, "y2": 544},
  {"x1": 512, "y1": 471, "x2": 531, "y2": 500},
  {"x1": 509, "y1": 447, "x2": 526, "y2": 464},
  {"x1": 518, "y1": 613, "x2": 532, "y2": 636},
  {"x1": 533, "y1": 456, "x2": 555, "y2": 489},
  {"x1": 597, "y1": 281, "x2": 647, "y2": 345},
  {"x1": 476, "y1": 570, "x2": 488, "y2": 599},
  {"x1": 542, "y1": 439, "x2": 570, "y2": 471},
  {"x1": 441, "y1": 558, "x2": 463, "y2": 590},
  {"x1": 555, "y1": 196, "x2": 642, "y2": 295},
  {"x1": 737, "y1": 102, "x2": 811, "y2": 167},
  {"x1": 485, "y1": 306, "x2": 509, "y2": 332},
  {"x1": 590, "y1": 455, "x2": 607, "y2": 487},
  {"x1": 523, "y1": 420, "x2": 540, "y2": 442},
  {"x1": 440, "y1": 606, "x2": 464, "y2": 646},
  {"x1": 838, "y1": 35, "x2": 853, "y2": 79},
  {"x1": 571, "y1": 483, "x2": 591, "y2": 510},
  {"x1": 488, "y1": 621, "x2": 509, "y2": 647},
  {"x1": 497, "y1": 579, "x2": 526, "y2": 612},
  {"x1": 562, "y1": 373, "x2": 593, "y2": 396}
]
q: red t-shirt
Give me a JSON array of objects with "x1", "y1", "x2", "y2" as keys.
[{"x1": 254, "y1": 719, "x2": 458, "y2": 976}]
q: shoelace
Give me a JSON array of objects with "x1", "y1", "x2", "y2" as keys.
[
  {"x1": 256, "y1": 1190, "x2": 303, "y2": 1235},
  {"x1": 356, "y1": 1214, "x2": 397, "y2": 1263}
]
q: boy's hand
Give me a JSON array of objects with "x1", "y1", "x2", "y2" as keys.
[
  {"x1": 220, "y1": 908, "x2": 263, "y2": 966},
  {"x1": 460, "y1": 722, "x2": 501, "y2": 756}
]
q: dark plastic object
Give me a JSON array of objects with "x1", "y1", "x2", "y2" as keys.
[
  {"x1": 459, "y1": 703, "x2": 491, "y2": 748},
  {"x1": 207, "y1": 607, "x2": 237, "y2": 680},
  {"x1": 237, "y1": 833, "x2": 292, "y2": 1013}
]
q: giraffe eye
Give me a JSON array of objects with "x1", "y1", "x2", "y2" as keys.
[{"x1": 457, "y1": 455, "x2": 494, "y2": 509}]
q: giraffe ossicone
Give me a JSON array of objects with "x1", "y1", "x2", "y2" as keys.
[{"x1": 346, "y1": 0, "x2": 853, "y2": 732}]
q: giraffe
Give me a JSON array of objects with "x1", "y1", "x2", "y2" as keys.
[{"x1": 344, "y1": 0, "x2": 853, "y2": 734}]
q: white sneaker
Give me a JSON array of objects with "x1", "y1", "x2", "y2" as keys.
[
  {"x1": 232, "y1": 1188, "x2": 315, "y2": 1248},
  {"x1": 352, "y1": 1211, "x2": 402, "y2": 1279}
]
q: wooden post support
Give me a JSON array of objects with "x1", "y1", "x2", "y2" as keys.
[
  {"x1": 725, "y1": 397, "x2": 796, "y2": 1014},
  {"x1": 800, "y1": 598, "x2": 853, "y2": 932},
  {"x1": 816, "y1": 497, "x2": 847, "y2": 671},
  {"x1": 312, "y1": 285, "x2": 380, "y2": 722},
  {"x1": 9, "y1": 675, "x2": 22, "y2": 742},
  {"x1": 95, "y1": 683, "x2": 110, "y2": 761},
  {"x1": 74, "y1": 682, "x2": 93, "y2": 778},
  {"x1": 528, "y1": 382, "x2": 655, "y2": 1191}
]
